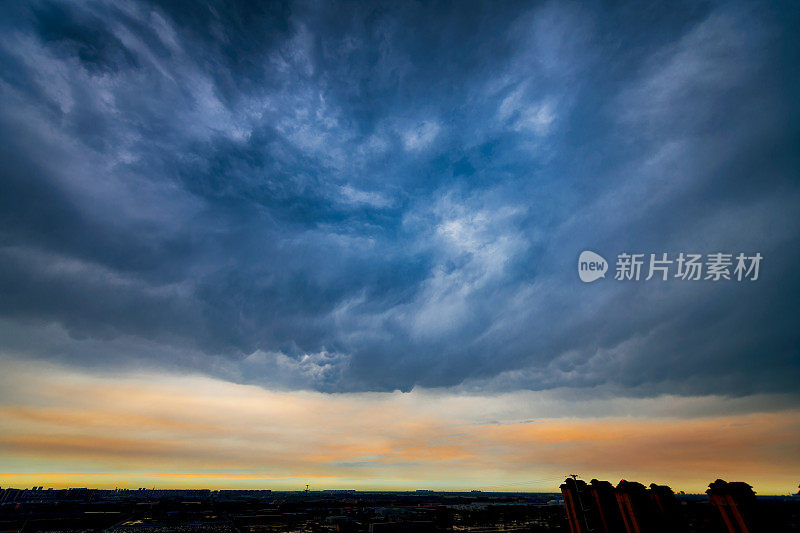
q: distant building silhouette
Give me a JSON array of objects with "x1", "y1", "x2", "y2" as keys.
[{"x1": 707, "y1": 479, "x2": 760, "y2": 533}]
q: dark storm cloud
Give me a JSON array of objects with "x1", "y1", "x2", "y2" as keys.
[{"x1": 0, "y1": 0, "x2": 798, "y2": 395}]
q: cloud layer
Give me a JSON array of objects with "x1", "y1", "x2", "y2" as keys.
[
  {"x1": 0, "y1": 0, "x2": 798, "y2": 398},
  {"x1": 1, "y1": 358, "x2": 798, "y2": 493}
]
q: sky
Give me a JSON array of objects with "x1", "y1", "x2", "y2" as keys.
[{"x1": 0, "y1": 0, "x2": 798, "y2": 494}]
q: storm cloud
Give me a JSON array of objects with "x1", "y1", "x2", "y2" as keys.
[{"x1": 0, "y1": 0, "x2": 798, "y2": 396}]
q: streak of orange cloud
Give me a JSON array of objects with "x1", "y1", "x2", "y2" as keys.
[{"x1": 0, "y1": 357, "x2": 798, "y2": 494}]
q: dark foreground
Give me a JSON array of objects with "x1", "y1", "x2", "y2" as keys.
[{"x1": 0, "y1": 488, "x2": 798, "y2": 532}]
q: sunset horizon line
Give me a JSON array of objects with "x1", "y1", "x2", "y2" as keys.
[{"x1": 3, "y1": 474, "x2": 798, "y2": 497}]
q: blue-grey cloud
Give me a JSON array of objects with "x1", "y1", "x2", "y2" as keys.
[{"x1": 0, "y1": 0, "x2": 798, "y2": 396}]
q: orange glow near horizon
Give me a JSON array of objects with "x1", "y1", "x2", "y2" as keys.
[{"x1": 1, "y1": 357, "x2": 798, "y2": 495}]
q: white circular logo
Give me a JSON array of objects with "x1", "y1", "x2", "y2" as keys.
[{"x1": 578, "y1": 251, "x2": 607, "y2": 282}]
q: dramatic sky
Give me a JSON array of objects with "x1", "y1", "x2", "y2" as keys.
[{"x1": 0, "y1": 0, "x2": 799, "y2": 493}]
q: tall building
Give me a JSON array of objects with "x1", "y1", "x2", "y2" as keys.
[
  {"x1": 589, "y1": 479, "x2": 625, "y2": 533},
  {"x1": 648, "y1": 483, "x2": 684, "y2": 531},
  {"x1": 562, "y1": 477, "x2": 686, "y2": 533},
  {"x1": 707, "y1": 479, "x2": 760, "y2": 533},
  {"x1": 615, "y1": 480, "x2": 657, "y2": 533},
  {"x1": 561, "y1": 477, "x2": 596, "y2": 533}
]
